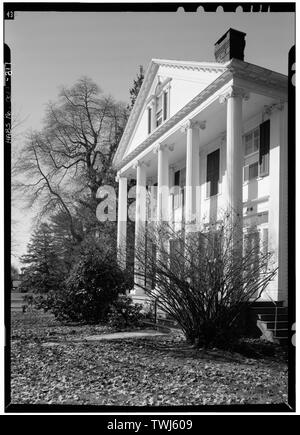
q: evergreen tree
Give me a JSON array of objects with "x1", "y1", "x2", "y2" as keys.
[
  {"x1": 128, "y1": 65, "x2": 144, "y2": 109},
  {"x1": 20, "y1": 223, "x2": 65, "y2": 293}
]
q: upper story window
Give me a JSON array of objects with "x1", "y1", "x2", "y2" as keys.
[
  {"x1": 243, "y1": 120, "x2": 270, "y2": 182},
  {"x1": 147, "y1": 78, "x2": 171, "y2": 135},
  {"x1": 245, "y1": 127, "x2": 259, "y2": 156}
]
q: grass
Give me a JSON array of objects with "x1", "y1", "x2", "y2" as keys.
[{"x1": 9, "y1": 310, "x2": 288, "y2": 406}]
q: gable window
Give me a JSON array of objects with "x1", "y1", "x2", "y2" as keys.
[
  {"x1": 146, "y1": 78, "x2": 171, "y2": 136},
  {"x1": 243, "y1": 120, "x2": 270, "y2": 181},
  {"x1": 206, "y1": 149, "x2": 220, "y2": 197}
]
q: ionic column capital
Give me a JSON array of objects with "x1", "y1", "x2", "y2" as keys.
[
  {"x1": 115, "y1": 172, "x2": 127, "y2": 182},
  {"x1": 180, "y1": 119, "x2": 206, "y2": 132},
  {"x1": 153, "y1": 143, "x2": 165, "y2": 154},
  {"x1": 263, "y1": 101, "x2": 285, "y2": 116},
  {"x1": 219, "y1": 86, "x2": 250, "y2": 104},
  {"x1": 153, "y1": 142, "x2": 174, "y2": 154},
  {"x1": 133, "y1": 160, "x2": 148, "y2": 170}
]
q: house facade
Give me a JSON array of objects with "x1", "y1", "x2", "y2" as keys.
[{"x1": 113, "y1": 29, "x2": 288, "y2": 306}]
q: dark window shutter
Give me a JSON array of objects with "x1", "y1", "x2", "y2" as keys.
[
  {"x1": 174, "y1": 170, "x2": 180, "y2": 186},
  {"x1": 163, "y1": 91, "x2": 168, "y2": 121},
  {"x1": 148, "y1": 108, "x2": 152, "y2": 134},
  {"x1": 259, "y1": 119, "x2": 270, "y2": 176},
  {"x1": 206, "y1": 149, "x2": 220, "y2": 197}
]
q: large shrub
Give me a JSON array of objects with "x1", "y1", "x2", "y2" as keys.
[
  {"x1": 133, "y1": 213, "x2": 277, "y2": 349},
  {"x1": 35, "y1": 239, "x2": 132, "y2": 323}
]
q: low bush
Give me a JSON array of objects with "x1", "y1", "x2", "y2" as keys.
[{"x1": 107, "y1": 296, "x2": 144, "y2": 330}]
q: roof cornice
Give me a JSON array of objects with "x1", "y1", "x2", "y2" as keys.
[
  {"x1": 228, "y1": 58, "x2": 288, "y2": 90},
  {"x1": 153, "y1": 58, "x2": 229, "y2": 73}
]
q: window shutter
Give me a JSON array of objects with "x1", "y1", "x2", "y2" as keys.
[
  {"x1": 174, "y1": 171, "x2": 180, "y2": 209},
  {"x1": 163, "y1": 91, "x2": 168, "y2": 121},
  {"x1": 206, "y1": 149, "x2": 220, "y2": 197},
  {"x1": 174, "y1": 170, "x2": 180, "y2": 186},
  {"x1": 148, "y1": 108, "x2": 152, "y2": 134},
  {"x1": 259, "y1": 119, "x2": 270, "y2": 176}
]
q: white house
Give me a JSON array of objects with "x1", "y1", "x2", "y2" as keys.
[{"x1": 113, "y1": 29, "x2": 288, "y2": 309}]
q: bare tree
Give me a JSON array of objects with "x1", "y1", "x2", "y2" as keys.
[
  {"x1": 13, "y1": 77, "x2": 128, "y2": 243},
  {"x1": 131, "y1": 213, "x2": 277, "y2": 348}
]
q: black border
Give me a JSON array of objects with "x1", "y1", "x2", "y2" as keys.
[
  {"x1": 4, "y1": 2, "x2": 296, "y2": 414},
  {"x1": 2, "y1": 2, "x2": 297, "y2": 13}
]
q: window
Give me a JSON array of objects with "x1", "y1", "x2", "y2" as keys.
[
  {"x1": 243, "y1": 120, "x2": 270, "y2": 180},
  {"x1": 244, "y1": 162, "x2": 258, "y2": 181},
  {"x1": 206, "y1": 149, "x2": 220, "y2": 197},
  {"x1": 173, "y1": 169, "x2": 185, "y2": 209},
  {"x1": 147, "y1": 79, "x2": 171, "y2": 135},
  {"x1": 244, "y1": 128, "x2": 259, "y2": 156},
  {"x1": 244, "y1": 227, "x2": 260, "y2": 278}
]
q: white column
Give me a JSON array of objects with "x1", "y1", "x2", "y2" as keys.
[
  {"x1": 133, "y1": 160, "x2": 147, "y2": 295},
  {"x1": 220, "y1": 86, "x2": 248, "y2": 243},
  {"x1": 169, "y1": 165, "x2": 175, "y2": 225},
  {"x1": 154, "y1": 143, "x2": 171, "y2": 222},
  {"x1": 183, "y1": 120, "x2": 204, "y2": 231},
  {"x1": 117, "y1": 175, "x2": 127, "y2": 269}
]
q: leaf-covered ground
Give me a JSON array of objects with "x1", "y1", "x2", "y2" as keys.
[{"x1": 10, "y1": 311, "x2": 288, "y2": 406}]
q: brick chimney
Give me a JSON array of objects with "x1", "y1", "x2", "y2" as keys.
[{"x1": 214, "y1": 28, "x2": 246, "y2": 63}]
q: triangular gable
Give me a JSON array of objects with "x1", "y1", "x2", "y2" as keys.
[{"x1": 113, "y1": 59, "x2": 227, "y2": 168}]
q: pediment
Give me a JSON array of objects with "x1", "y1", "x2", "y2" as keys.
[{"x1": 113, "y1": 59, "x2": 227, "y2": 167}]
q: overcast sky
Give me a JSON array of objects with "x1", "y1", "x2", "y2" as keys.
[{"x1": 5, "y1": 10, "x2": 295, "y2": 267}]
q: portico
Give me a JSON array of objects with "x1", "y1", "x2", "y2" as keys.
[{"x1": 113, "y1": 30, "x2": 288, "y2": 304}]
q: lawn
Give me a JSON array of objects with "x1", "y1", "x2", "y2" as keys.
[{"x1": 10, "y1": 311, "x2": 288, "y2": 406}]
